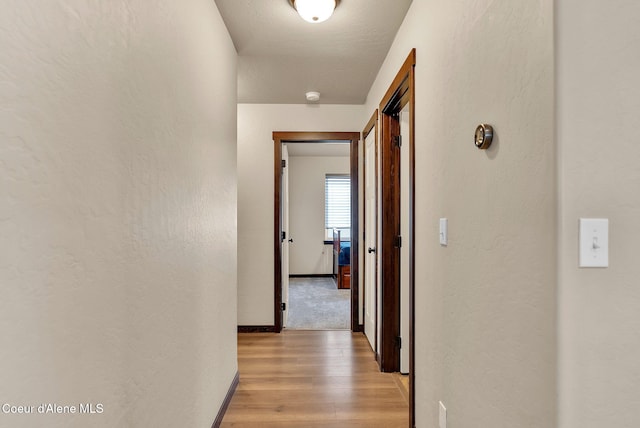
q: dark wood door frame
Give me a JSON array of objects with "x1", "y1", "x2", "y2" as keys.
[
  {"x1": 273, "y1": 131, "x2": 361, "y2": 333},
  {"x1": 378, "y1": 49, "x2": 416, "y2": 427},
  {"x1": 362, "y1": 111, "x2": 379, "y2": 359}
]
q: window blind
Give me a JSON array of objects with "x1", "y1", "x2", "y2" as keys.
[{"x1": 325, "y1": 174, "x2": 351, "y2": 229}]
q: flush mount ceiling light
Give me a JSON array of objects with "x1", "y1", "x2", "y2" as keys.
[{"x1": 289, "y1": 0, "x2": 340, "y2": 24}]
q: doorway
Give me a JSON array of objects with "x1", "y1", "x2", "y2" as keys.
[
  {"x1": 284, "y1": 142, "x2": 351, "y2": 330},
  {"x1": 377, "y1": 49, "x2": 416, "y2": 426},
  {"x1": 273, "y1": 132, "x2": 361, "y2": 333}
]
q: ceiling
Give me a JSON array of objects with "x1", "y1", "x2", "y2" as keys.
[{"x1": 214, "y1": 0, "x2": 413, "y2": 104}]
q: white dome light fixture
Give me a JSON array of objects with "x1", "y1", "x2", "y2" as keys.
[
  {"x1": 289, "y1": 0, "x2": 340, "y2": 24},
  {"x1": 305, "y1": 91, "x2": 321, "y2": 102}
]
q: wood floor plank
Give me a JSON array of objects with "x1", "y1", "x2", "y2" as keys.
[{"x1": 221, "y1": 330, "x2": 409, "y2": 427}]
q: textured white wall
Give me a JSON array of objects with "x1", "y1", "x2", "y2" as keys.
[
  {"x1": 0, "y1": 1, "x2": 237, "y2": 427},
  {"x1": 237, "y1": 104, "x2": 363, "y2": 325},
  {"x1": 364, "y1": 0, "x2": 556, "y2": 426},
  {"x1": 557, "y1": 1, "x2": 640, "y2": 427},
  {"x1": 288, "y1": 155, "x2": 350, "y2": 275}
]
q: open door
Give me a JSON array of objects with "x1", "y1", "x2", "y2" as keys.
[
  {"x1": 363, "y1": 112, "x2": 379, "y2": 355},
  {"x1": 281, "y1": 144, "x2": 290, "y2": 327},
  {"x1": 399, "y1": 104, "x2": 410, "y2": 374}
]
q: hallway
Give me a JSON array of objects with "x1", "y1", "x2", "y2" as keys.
[
  {"x1": 221, "y1": 331, "x2": 408, "y2": 427},
  {"x1": 3, "y1": 1, "x2": 639, "y2": 427}
]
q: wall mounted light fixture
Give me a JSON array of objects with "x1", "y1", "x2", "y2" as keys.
[{"x1": 289, "y1": 0, "x2": 340, "y2": 23}]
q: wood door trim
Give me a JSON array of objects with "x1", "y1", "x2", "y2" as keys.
[
  {"x1": 349, "y1": 136, "x2": 361, "y2": 332},
  {"x1": 274, "y1": 138, "x2": 283, "y2": 332},
  {"x1": 363, "y1": 110, "x2": 378, "y2": 140},
  {"x1": 362, "y1": 109, "x2": 379, "y2": 360},
  {"x1": 378, "y1": 49, "x2": 416, "y2": 427},
  {"x1": 273, "y1": 131, "x2": 360, "y2": 333},
  {"x1": 380, "y1": 49, "x2": 416, "y2": 115},
  {"x1": 273, "y1": 131, "x2": 359, "y2": 141},
  {"x1": 408, "y1": 55, "x2": 417, "y2": 428}
]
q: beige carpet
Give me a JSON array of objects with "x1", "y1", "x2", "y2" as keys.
[{"x1": 285, "y1": 277, "x2": 350, "y2": 330}]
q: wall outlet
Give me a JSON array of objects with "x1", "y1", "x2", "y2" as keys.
[{"x1": 439, "y1": 401, "x2": 447, "y2": 428}]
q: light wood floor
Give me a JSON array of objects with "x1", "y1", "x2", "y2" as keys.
[{"x1": 221, "y1": 330, "x2": 409, "y2": 427}]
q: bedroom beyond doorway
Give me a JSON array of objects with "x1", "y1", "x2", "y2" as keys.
[{"x1": 285, "y1": 277, "x2": 350, "y2": 330}]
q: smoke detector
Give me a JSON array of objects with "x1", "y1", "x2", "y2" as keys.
[{"x1": 305, "y1": 91, "x2": 320, "y2": 102}]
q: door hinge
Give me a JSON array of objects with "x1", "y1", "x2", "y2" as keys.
[
  {"x1": 395, "y1": 235, "x2": 402, "y2": 248},
  {"x1": 395, "y1": 336, "x2": 402, "y2": 349},
  {"x1": 281, "y1": 159, "x2": 287, "y2": 168},
  {"x1": 281, "y1": 302, "x2": 286, "y2": 311},
  {"x1": 394, "y1": 135, "x2": 402, "y2": 147}
]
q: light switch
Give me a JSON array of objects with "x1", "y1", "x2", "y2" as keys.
[
  {"x1": 439, "y1": 218, "x2": 448, "y2": 246},
  {"x1": 579, "y1": 218, "x2": 608, "y2": 268}
]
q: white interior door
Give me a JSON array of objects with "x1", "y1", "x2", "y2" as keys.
[
  {"x1": 282, "y1": 145, "x2": 290, "y2": 327},
  {"x1": 364, "y1": 130, "x2": 378, "y2": 352},
  {"x1": 399, "y1": 106, "x2": 410, "y2": 373}
]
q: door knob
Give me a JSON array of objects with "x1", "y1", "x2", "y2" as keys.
[
  {"x1": 368, "y1": 247, "x2": 376, "y2": 254},
  {"x1": 288, "y1": 238, "x2": 294, "y2": 243}
]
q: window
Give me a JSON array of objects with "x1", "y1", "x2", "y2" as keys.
[{"x1": 325, "y1": 174, "x2": 350, "y2": 239}]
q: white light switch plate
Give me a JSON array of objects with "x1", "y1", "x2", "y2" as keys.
[
  {"x1": 439, "y1": 401, "x2": 447, "y2": 428},
  {"x1": 579, "y1": 218, "x2": 608, "y2": 267},
  {"x1": 439, "y1": 218, "x2": 448, "y2": 246}
]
